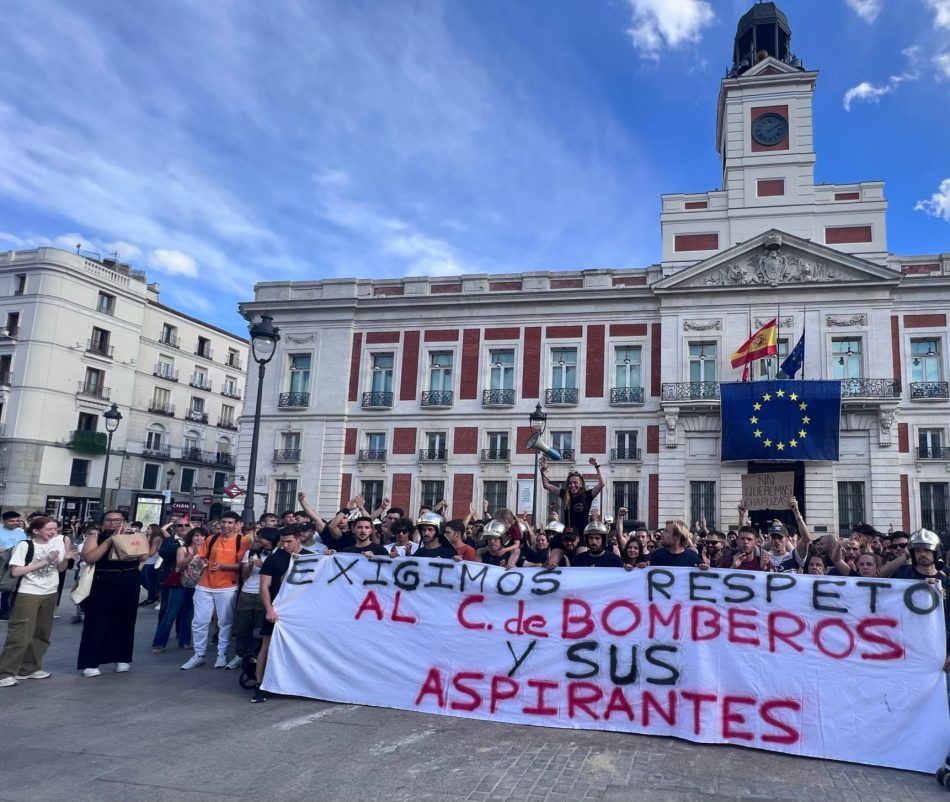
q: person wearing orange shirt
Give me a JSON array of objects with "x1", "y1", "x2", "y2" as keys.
[{"x1": 181, "y1": 512, "x2": 247, "y2": 670}]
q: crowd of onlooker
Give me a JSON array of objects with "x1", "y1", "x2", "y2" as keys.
[{"x1": 1, "y1": 472, "x2": 949, "y2": 699}]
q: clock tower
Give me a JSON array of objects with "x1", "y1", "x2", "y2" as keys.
[{"x1": 660, "y1": 2, "x2": 888, "y2": 269}]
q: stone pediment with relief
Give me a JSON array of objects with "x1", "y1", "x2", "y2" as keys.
[{"x1": 655, "y1": 230, "x2": 902, "y2": 292}]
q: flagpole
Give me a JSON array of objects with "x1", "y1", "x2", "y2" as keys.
[{"x1": 776, "y1": 303, "x2": 781, "y2": 381}]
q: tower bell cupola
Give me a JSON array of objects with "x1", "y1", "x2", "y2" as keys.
[{"x1": 729, "y1": 2, "x2": 802, "y2": 76}]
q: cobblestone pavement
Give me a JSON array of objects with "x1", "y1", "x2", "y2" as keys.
[{"x1": 0, "y1": 602, "x2": 947, "y2": 802}]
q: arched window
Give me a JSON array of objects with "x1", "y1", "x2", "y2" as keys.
[{"x1": 146, "y1": 423, "x2": 167, "y2": 454}]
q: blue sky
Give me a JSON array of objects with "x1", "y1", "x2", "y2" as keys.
[{"x1": 1, "y1": 0, "x2": 948, "y2": 335}]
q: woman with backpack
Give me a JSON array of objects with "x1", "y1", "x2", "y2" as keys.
[
  {"x1": 0, "y1": 516, "x2": 70, "y2": 687},
  {"x1": 150, "y1": 527, "x2": 206, "y2": 653}
]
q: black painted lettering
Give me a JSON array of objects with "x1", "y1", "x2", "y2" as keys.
[
  {"x1": 688, "y1": 571, "x2": 717, "y2": 604},
  {"x1": 460, "y1": 563, "x2": 489, "y2": 594},
  {"x1": 855, "y1": 580, "x2": 891, "y2": 614},
  {"x1": 812, "y1": 579, "x2": 848, "y2": 614},
  {"x1": 904, "y1": 582, "x2": 941, "y2": 615},
  {"x1": 608, "y1": 645, "x2": 639, "y2": 686},
  {"x1": 496, "y1": 570, "x2": 525, "y2": 596},
  {"x1": 423, "y1": 561, "x2": 457, "y2": 590},
  {"x1": 722, "y1": 573, "x2": 755, "y2": 604},
  {"x1": 327, "y1": 557, "x2": 361, "y2": 585},
  {"x1": 565, "y1": 641, "x2": 599, "y2": 679},
  {"x1": 647, "y1": 569, "x2": 675, "y2": 601},
  {"x1": 506, "y1": 640, "x2": 537, "y2": 677},
  {"x1": 286, "y1": 555, "x2": 320, "y2": 585},
  {"x1": 362, "y1": 556, "x2": 389, "y2": 587},
  {"x1": 645, "y1": 644, "x2": 680, "y2": 686},
  {"x1": 765, "y1": 573, "x2": 796, "y2": 603},
  {"x1": 530, "y1": 567, "x2": 561, "y2": 596}
]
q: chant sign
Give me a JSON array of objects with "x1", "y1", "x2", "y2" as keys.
[
  {"x1": 741, "y1": 472, "x2": 795, "y2": 511},
  {"x1": 264, "y1": 558, "x2": 950, "y2": 773}
]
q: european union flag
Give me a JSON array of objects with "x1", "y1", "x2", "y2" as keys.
[
  {"x1": 721, "y1": 380, "x2": 841, "y2": 462},
  {"x1": 780, "y1": 331, "x2": 805, "y2": 379}
]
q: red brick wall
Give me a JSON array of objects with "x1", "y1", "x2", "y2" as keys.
[
  {"x1": 400, "y1": 330, "x2": 420, "y2": 401},
  {"x1": 485, "y1": 327, "x2": 520, "y2": 340},
  {"x1": 344, "y1": 428, "x2": 357, "y2": 455},
  {"x1": 650, "y1": 323, "x2": 661, "y2": 397},
  {"x1": 898, "y1": 423, "x2": 909, "y2": 454},
  {"x1": 490, "y1": 281, "x2": 522, "y2": 292},
  {"x1": 648, "y1": 474, "x2": 659, "y2": 530},
  {"x1": 522, "y1": 327, "x2": 542, "y2": 399},
  {"x1": 348, "y1": 333, "x2": 362, "y2": 402},
  {"x1": 647, "y1": 425, "x2": 659, "y2": 454},
  {"x1": 834, "y1": 192, "x2": 860, "y2": 201},
  {"x1": 424, "y1": 330, "x2": 459, "y2": 342},
  {"x1": 340, "y1": 473, "x2": 352, "y2": 508},
  {"x1": 585, "y1": 324, "x2": 605, "y2": 398},
  {"x1": 674, "y1": 233, "x2": 719, "y2": 252},
  {"x1": 392, "y1": 474, "x2": 413, "y2": 511},
  {"x1": 515, "y1": 426, "x2": 534, "y2": 454},
  {"x1": 460, "y1": 329, "x2": 480, "y2": 400},
  {"x1": 580, "y1": 425, "x2": 606, "y2": 454},
  {"x1": 431, "y1": 283, "x2": 462, "y2": 294},
  {"x1": 393, "y1": 427, "x2": 417, "y2": 455},
  {"x1": 452, "y1": 474, "x2": 474, "y2": 519},
  {"x1": 609, "y1": 324, "x2": 648, "y2": 337},
  {"x1": 454, "y1": 427, "x2": 478, "y2": 454},
  {"x1": 550, "y1": 278, "x2": 583, "y2": 289},
  {"x1": 612, "y1": 275, "x2": 647, "y2": 286},
  {"x1": 825, "y1": 226, "x2": 873, "y2": 244},
  {"x1": 904, "y1": 313, "x2": 947, "y2": 328},
  {"x1": 757, "y1": 179, "x2": 785, "y2": 197},
  {"x1": 900, "y1": 475, "x2": 911, "y2": 532},
  {"x1": 684, "y1": 201, "x2": 708, "y2": 209},
  {"x1": 890, "y1": 315, "x2": 902, "y2": 388},
  {"x1": 366, "y1": 331, "x2": 400, "y2": 344},
  {"x1": 546, "y1": 325, "x2": 583, "y2": 339},
  {"x1": 901, "y1": 264, "x2": 940, "y2": 275}
]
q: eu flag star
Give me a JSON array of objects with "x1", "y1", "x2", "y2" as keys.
[
  {"x1": 789, "y1": 392, "x2": 798, "y2": 401},
  {"x1": 802, "y1": 416, "x2": 810, "y2": 424},
  {"x1": 753, "y1": 429, "x2": 762, "y2": 438},
  {"x1": 776, "y1": 389, "x2": 785, "y2": 397},
  {"x1": 799, "y1": 402, "x2": 807, "y2": 410},
  {"x1": 763, "y1": 439, "x2": 772, "y2": 447},
  {"x1": 776, "y1": 442, "x2": 785, "y2": 451},
  {"x1": 750, "y1": 416, "x2": 758, "y2": 424},
  {"x1": 753, "y1": 402, "x2": 762, "y2": 411},
  {"x1": 799, "y1": 429, "x2": 807, "y2": 438},
  {"x1": 763, "y1": 393, "x2": 772, "y2": 401},
  {"x1": 789, "y1": 439, "x2": 798, "y2": 447}
]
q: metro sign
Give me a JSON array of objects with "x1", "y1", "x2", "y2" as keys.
[{"x1": 224, "y1": 483, "x2": 245, "y2": 499}]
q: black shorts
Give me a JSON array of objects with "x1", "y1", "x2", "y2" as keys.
[{"x1": 260, "y1": 619, "x2": 275, "y2": 637}]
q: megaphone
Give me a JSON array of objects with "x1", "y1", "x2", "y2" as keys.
[{"x1": 526, "y1": 432, "x2": 562, "y2": 460}]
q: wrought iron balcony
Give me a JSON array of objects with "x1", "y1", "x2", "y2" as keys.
[
  {"x1": 182, "y1": 448, "x2": 234, "y2": 466},
  {"x1": 148, "y1": 401, "x2": 175, "y2": 416},
  {"x1": 141, "y1": 444, "x2": 171, "y2": 458},
  {"x1": 362, "y1": 391, "x2": 393, "y2": 409},
  {"x1": 279, "y1": 391, "x2": 310, "y2": 408},
  {"x1": 840, "y1": 378, "x2": 900, "y2": 399},
  {"x1": 153, "y1": 364, "x2": 178, "y2": 381},
  {"x1": 185, "y1": 410, "x2": 209, "y2": 424},
  {"x1": 611, "y1": 448, "x2": 642, "y2": 461},
  {"x1": 189, "y1": 375, "x2": 212, "y2": 391},
  {"x1": 918, "y1": 446, "x2": 950, "y2": 460},
  {"x1": 358, "y1": 449, "x2": 387, "y2": 462},
  {"x1": 159, "y1": 333, "x2": 180, "y2": 348},
  {"x1": 482, "y1": 389, "x2": 515, "y2": 407},
  {"x1": 419, "y1": 448, "x2": 447, "y2": 461},
  {"x1": 273, "y1": 448, "x2": 301, "y2": 463},
  {"x1": 421, "y1": 390, "x2": 454, "y2": 408},
  {"x1": 214, "y1": 451, "x2": 234, "y2": 466},
  {"x1": 661, "y1": 382, "x2": 720, "y2": 402},
  {"x1": 86, "y1": 340, "x2": 114, "y2": 358},
  {"x1": 481, "y1": 448, "x2": 510, "y2": 462},
  {"x1": 610, "y1": 387, "x2": 644, "y2": 405},
  {"x1": 911, "y1": 382, "x2": 950, "y2": 400},
  {"x1": 221, "y1": 387, "x2": 242, "y2": 400},
  {"x1": 545, "y1": 388, "x2": 579, "y2": 405},
  {"x1": 217, "y1": 417, "x2": 238, "y2": 430},
  {"x1": 69, "y1": 430, "x2": 108, "y2": 454},
  {"x1": 226, "y1": 356, "x2": 243, "y2": 370},
  {"x1": 76, "y1": 381, "x2": 110, "y2": 400}
]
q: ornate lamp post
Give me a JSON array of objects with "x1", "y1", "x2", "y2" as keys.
[
  {"x1": 242, "y1": 314, "x2": 281, "y2": 526},
  {"x1": 528, "y1": 402, "x2": 547, "y2": 525},
  {"x1": 98, "y1": 402, "x2": 123, "y2": 521}
]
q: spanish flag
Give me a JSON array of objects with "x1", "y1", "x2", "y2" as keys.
[{"x1": 731, "y1": 319, "x2": 778, "y2": 369}]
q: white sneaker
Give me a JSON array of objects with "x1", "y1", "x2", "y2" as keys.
[
  {"x1": 225, "y1": 656, "x2": 243, "y2": 670},
  {"x1": 0, "y1": 677, "x2": 17, "y2": 687},
  {"x1": 115, "y1": 663, "x2": 131, "y2": 673},
  {"x1": 214, "y1": 655, "x2": 228, "y2": 669},
  {"x1": 82, "y1": 668, "x2": 101, "y2": 678},
  {"x1": 15, "y1": 670, "x2": 51, "y2": 680},
  {"x1": 180, "y1": 654, "x2": 206, "y2": 670}
]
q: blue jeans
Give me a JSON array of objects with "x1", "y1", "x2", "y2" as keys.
[
  {"x1": 0, "y1": 590, "x2": 10, "y2": 618},
  {"x1": 151, "y1": 587, "x2": 194, "y2": 649}
]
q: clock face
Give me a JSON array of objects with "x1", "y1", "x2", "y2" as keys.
[{"x1": 752, "y1": 112, "x2": 788, "y2": 146}]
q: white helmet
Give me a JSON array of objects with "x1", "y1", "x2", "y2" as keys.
[
  {"x1": 544, "y1": 520, "x2": 565, "y2": 535},
  {"x1": 909, "y1": 528, "x2": 941, "y2": 553},
  {"x1": 480, "y1": 519, "x2": 511, "y2": 546},
  {"x1": 584, "y1": 520, "x2": 608, "y2": 537},
  {"x1": 416, "y1": 511, "x2": 443, "y2": 530}
]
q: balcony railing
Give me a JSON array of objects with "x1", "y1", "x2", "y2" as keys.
[
  {"x1": 189, "y1": 375, "x2": 212, "y2": 391},
  {"x1": 221, "y1": 387, "x2": 243, "y2": 400},
  {"x1": 545, "y1": 388, "x2": 579, "y2": 405},
  {"x1": 153, "y1": 364, "x2": 178, "y2": 381},
  {"x1": 482, "y1": 389, "x2": 515, "y2": 407},
  {"x1": 226, "y1": 356, "x2": 243, "y2": 370},
  {"x1": 419, "y1": 448, "x2": 447, "y2": 461},
  {"x1": 159, "y1": 333, "x2": 180, "y2": 348},
  {"x1": 195, "y1": 347, "x2": 214, "y2": 360},
  {"x1": 214, "y1": 452, "x2": 234, "y2": 466},
  {"x1": 69, "y1": 430, "x2": 108, "y2": 454},
  {"x1": 279, "y1": 391, "x2": 310, "y2": 408},
  {"x1": 185, "y1": 410, "x2": 209, "y2": 424},
  {"x1": 142, "y1": 444, "x2": 171, "y2": 458},
  {"x1": 661, "y1": 382, "x2": 720, "y2": 402},
  {"x1": 273, "y1": 448, "x2": 301, "y2": 463},
  {"x1": 182, "y1": 448, "x2": 234, "y2": 466},
  {"x1": 362, "y1": 391, "x2": 394, "y2": 409},
  {"x1": 557, "y1": 449, "x2": 575, "y2": 461},
  {"x1": 481, "y1": 448, "x2": 510, "y2": 462},
  {"x1": 148, "y1": 401, "x2": 175, "y2": 416},
  {"x1": 840, "y1": 378, "x2": 900, "y2": 399},
  {"x1": 918, "y1": 446, "x2": 950, "y2": 460},
  {"x1": 911, "y1": 382, "x2": 950, "y2": 400},
  {"x1": 77, "y1": 381, "x2": 110, "y2": 400},
  {"x1": 358, "y1": 449, "x2": 387, "y2": 462},
  {"x1": 610, "y1": 387, "x2": 645, "y2": 405},
  {"x1": 0, "y1": 372, "x2": 11, "y2": 386},
  {"x1": 611, "y1": 448, "x2": 642, "y2": 462},
  {"x1": 217, "y1": 417, "x2": 238, "y2": 430},
  {"x1": 421, "y1": 390, "x2": 454, "y2": 408},
  {"x1": 85, "y1": 340, "x2": 114, "y2": 358}
]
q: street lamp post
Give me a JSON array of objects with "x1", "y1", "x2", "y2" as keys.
[
  {"x1": 528, "y1": 402, "x2": 547, "y2": 526},
  {"x1": 242, "y1": 314, "x2": 281, "y2": 526},
  {"x1": 98, "y1": 402, "x2": 123, "y2": 522}
]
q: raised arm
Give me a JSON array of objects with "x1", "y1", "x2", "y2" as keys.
[
  {"x1": 539, "y1": 456, "x2": 561, "y2": 495},
  {"x1": 790, "y1": 496, "x2": 811, "y2": 558},
  {"x1": 588, "y1": 457, "x2": 605, "y2": 496},
  {"x1": 296, "y1": 491, "x2": 328, "y2": 533}
]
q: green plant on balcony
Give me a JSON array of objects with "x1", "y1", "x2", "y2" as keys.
[{"x1": 69, "y1": 429, "x2": 108, "y2": 454}]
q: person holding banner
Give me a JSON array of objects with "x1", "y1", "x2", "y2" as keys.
[
  {"x1": 326, "y1": 517, "x2": 388, "y2": 558},
  {"x1": 643, "y1": 520, "x2": 702, "y2": 568}
]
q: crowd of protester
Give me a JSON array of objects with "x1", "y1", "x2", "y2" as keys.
[{"x1": 1, "y1": 465, "x2": 949, "y2": 698}]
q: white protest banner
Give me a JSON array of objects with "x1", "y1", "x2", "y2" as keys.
[
  {"x1": 264, "y1": 557, "x2": 950, "y2": 773},
  {"x1": 742, "y1": 472, "x2": 795, "y2": 511}
]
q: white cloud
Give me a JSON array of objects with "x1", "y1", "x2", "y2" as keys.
[
  {"x1": 845, "y1": 0, "x2": 883, "y2": 22},
  {"x1": 843, "y1": 46, "x2": 921, "y2": 109},
  {"x1": 148, "y1": 249, "x2": 198, "y2": 277},
  {"x1": 624, "y1": 0, "x2": 715, "y2": 58},
  {"x1": 925, "y1": 0, "x2": 950, "y2": 28},
  {"x1": 936, "y1": 53, "x2": 950, "y2": 80},
  {"x1": 915, "y1": 178, "x2": 950, "y2": 221}
]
